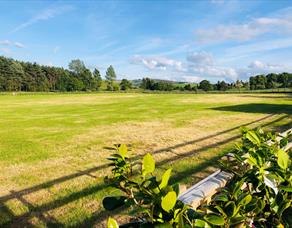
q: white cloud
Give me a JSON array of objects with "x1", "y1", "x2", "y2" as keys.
[
  {"x1": 10, "y1": 5, "x2": 74, "y2": 33},
  {"x1": 181, "y1": 75, "x2": 202, "y2": 83},
  {"x1": 248, "y1": 60, "x2": 284, "y2": 71},
  {"x1": 194, "y1": 11, "x2": 292, "y2": 44},
  {"x1": 14, "y1": 42, "x2": 25, "y2": 48},
  {"x1": 185, "y1": 51, "x2": 238, "y2": 81},
  {"x1": 130, "y1": 52, "x2": 238, "y2": 82},
  {"x1": 187, "y1": 51, "x2": 214, "y2": 66},
  {"x1": 188, "y1": 65, "x2": 238, "y2": 81},
  {"x1": 0, "y1": 40, "x2": 25, "y2": 48},
  {"x1": 236, "y1": 60, "x2": 291, "y2": 80},
  {"x1": 130, "y1": 55, "x2": 183, "y2": 71},
  {"x1": 0, "y1": 40, "x2": 11, "y2": 45}
]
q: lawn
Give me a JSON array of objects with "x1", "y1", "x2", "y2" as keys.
[{"x1": 0, "y1": 93, "x2": 291, "y2": 227}]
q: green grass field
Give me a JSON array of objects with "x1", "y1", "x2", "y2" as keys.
[{"x1": 0, "y1": 93, "x2": 291, "y2": 227}]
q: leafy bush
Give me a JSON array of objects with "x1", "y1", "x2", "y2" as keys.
[
  {"x1": 103, "y1": 144, "x2": 189, "y2": 227},
  {"x1": 103, "y1": 129, "x2": 291, "y2": 227}
]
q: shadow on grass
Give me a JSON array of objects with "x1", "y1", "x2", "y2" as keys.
[
  {"x1": 240, "y1": 94, "x2": 292, "y2": 99},
  {"x1": 212, "y1": 103, "x2": 292, "y2": 115},
  {"x1": 0, "y1": 114, "x2": 290, "y2": 227}
]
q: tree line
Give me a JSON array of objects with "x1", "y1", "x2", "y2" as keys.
[
  {"x1": 0, "y1": 56, "x2": 132, "y2": 92},
  {"x1": 0, "y1": 55, "x2": 291, "y2": 92},
  {"x1": 140, "y1": 73, "x2": 292, "y2": 92}
]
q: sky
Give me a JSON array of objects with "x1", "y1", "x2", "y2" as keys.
[{"x1": 1, "y1": 0, "x2": 292, "y2": 83}]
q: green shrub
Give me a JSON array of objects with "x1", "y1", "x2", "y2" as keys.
[{"x1": 103, "y1": 129, "x2": 291, "y2": 227}]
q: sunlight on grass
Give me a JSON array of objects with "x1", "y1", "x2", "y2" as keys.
[{"x1": 0, "y1": 93, "x2": 291, "y2": 226}]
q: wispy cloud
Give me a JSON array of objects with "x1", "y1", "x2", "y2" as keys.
[
  {"x1": 130, "y1": 55, "x2": 183, "y2": 71},
  {"x1": 222, "y1": 37, "x2": 292, "y2": 61},
  {"x1": 0, "y1": 40, "x2": 25, "y2": 48},
  {"x1": 187, "y1": 51, "x2": 214, "y2": 66},
  {"x1": 14, "y1": 42, "x2": 25, "y2": 48},
  {"x1": 194, "y1": 9, "x2": 292, "y2": 44},
  {"x1": 10, "y1": 5, "x2": 74, "y2": 33},
  {"x1": 0, "y1": 40, "x2": 11, "y2": 45},
  {"x1": 181, "y1": 75, "x2": 203, "y2": 83},
  {"x1": 248, "y1": 60, "x2": 284, "y2": 71},
  {"x1": 130, "y1": 52, "x2": 239, "y2": 82}
]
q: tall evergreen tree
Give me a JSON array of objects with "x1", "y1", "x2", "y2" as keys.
[
  {"x1": 93, "y1": 68, "x2": 102, "y2": 90},
  {"x1": 105, "y1": 65, "x2": 116, "y2": 91}
]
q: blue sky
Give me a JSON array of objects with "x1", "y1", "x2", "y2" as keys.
[{"x1": 1, "y1": 0, "x2": 292, "y2": 82}]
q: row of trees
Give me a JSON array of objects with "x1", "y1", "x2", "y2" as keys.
[
  {"x1": 249, "y1": 73, "x2": 291, "y2": 90},
  {"x1": 140, "y1": 74, "x2": 291, "y2": 92},
  {"x1": 0, "y1": 56, "x2": 132, "y2": 91},
  {"x1": 140, "y1": 78, "x2": 249, "y2": 92},
  {"x1": 0, "y1": 55, "x2": 291, "y2": 92}
]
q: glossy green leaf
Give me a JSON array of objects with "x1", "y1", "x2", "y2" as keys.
[
  {"x1": 213, "y1": 193, "x2": 229, "y2": 202},
  {"x1": 230, "y1": 216, "x2": 245, "y2": 225},
  {"x1": 194, "y1": 219, "x2": 210, "y2": 227},
  {"x1": 159, "y1": 168, "x2": 172, "y2": 189},
  {"x1": 238, "y1": 194, "x2": 252, "y2": 206},
  {"x1": 161, "y1": 191, "x2": 177, "y2": 212},
  {"x1": 118, "y1": 144, "x2": 127, "y2": 158},
  {"x1": 277, "y1": 149, "x2": 289, "y2": 170},
  {"x1": 225, "y1": 201, "x2": 236, "y2": 217},
  {"x1": 107, "y1": 217, "x2": 118, "y2": 228},
  {"x1": 279, "y1": 186, "x2": 292, "y2": 192},
  {"x1": 246, "y1": 131, "x2": 261, "y2": 145},
  {"x1": 103, "y1": 196, "x2": 126, "y2": 211},
  {"x1": 204, "y1": 214, "x2": 225, "y2": 226},
  {"x1": 142, "y1": 153, "x2": 155, "y2": 177}
]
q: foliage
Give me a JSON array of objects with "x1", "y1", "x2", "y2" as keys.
[
  {"x1": 216, "y1": 128, "x2": 292, "y2": 227},
  {"x1": 105, "y1": 65, "x2": 117, "y2": 91},
  {"x1": 249, "y1": 73, "x2": 292, "y2": 90},
  {"x1": 105, "y1": 129, "x2": 291, "y2": 227},
  {"x1": 93, "y1": 68, "x2": 102, "y2": 90},
  {"x1": 103, "y1": 144, "x2": 190, "y2": 227},
  {"x1": 198, "y1": 80, "x2": 213, "y2": 91},
  {"x1": 0, "y1": 56, "x2": 104, "y2": 91},
  {"x1": 140, "y1": 77, "x2": 175, "y2": 91},
  {"x1": 120, "y1": 79, "x2": 132, "y2": 90}
]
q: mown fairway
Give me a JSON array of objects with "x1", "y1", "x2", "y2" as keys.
[{"x1": 0, "y1": 93, "x2": 291, "y2": 227}]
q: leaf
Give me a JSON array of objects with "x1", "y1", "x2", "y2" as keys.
[
  {"x1": 107, "y1": 217, "x2": 118, "y2": 228},
  {"x1": 103, "y1": 196, "x2": 127, "y2": 211},
  {"x1": 172, "y1": 183, "x2": 180, "y2": 196},
  {"x1": 225, "y1": 201, "x2": 236, "y2": 217},
  {"x1": 161, "y1": 191, "x2": 177, "y2": 212},
  {"x1": 264, "y1": 175, "x2": 278, "y2": 194},
  {"x1": 214, "y1": 205, "x2": 227, "y2": 217},
  {"x1": 118, "y1": 144, "x2": 128, "y2": 158},
  {"x1": 204, "y1": 214, "x2": 225, "y2": 226},
  {"x1": 246, "y1": 131, "x2": 261, "y2": 145},
  {"x1": 243, "y1": 153, "x2": 258, "y2": 167},
  {"x1": 230, "y1": 216, "x2": 245, "y2": 225},
  {"x1": 277, "y1": 149, "x2": 289, "y2": 170},
  {"x1": 142, "y1": 153, "x2": 155, "y2": 177},
  {"x1": 237, "y1": 193, "x2": 252, "y2": 206},
  {"x1": 194, "y1": 219, "x2": 210, "y2": 227},
  {"x1": 159, "y1": 168, "x2": 172, "y2": 189},
  {"x1": 213, "y1": 193, "x2": 229, "y2": 202},
  {"x1": 279, "y1": 186, "x2": 292, "y2": 192}
]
